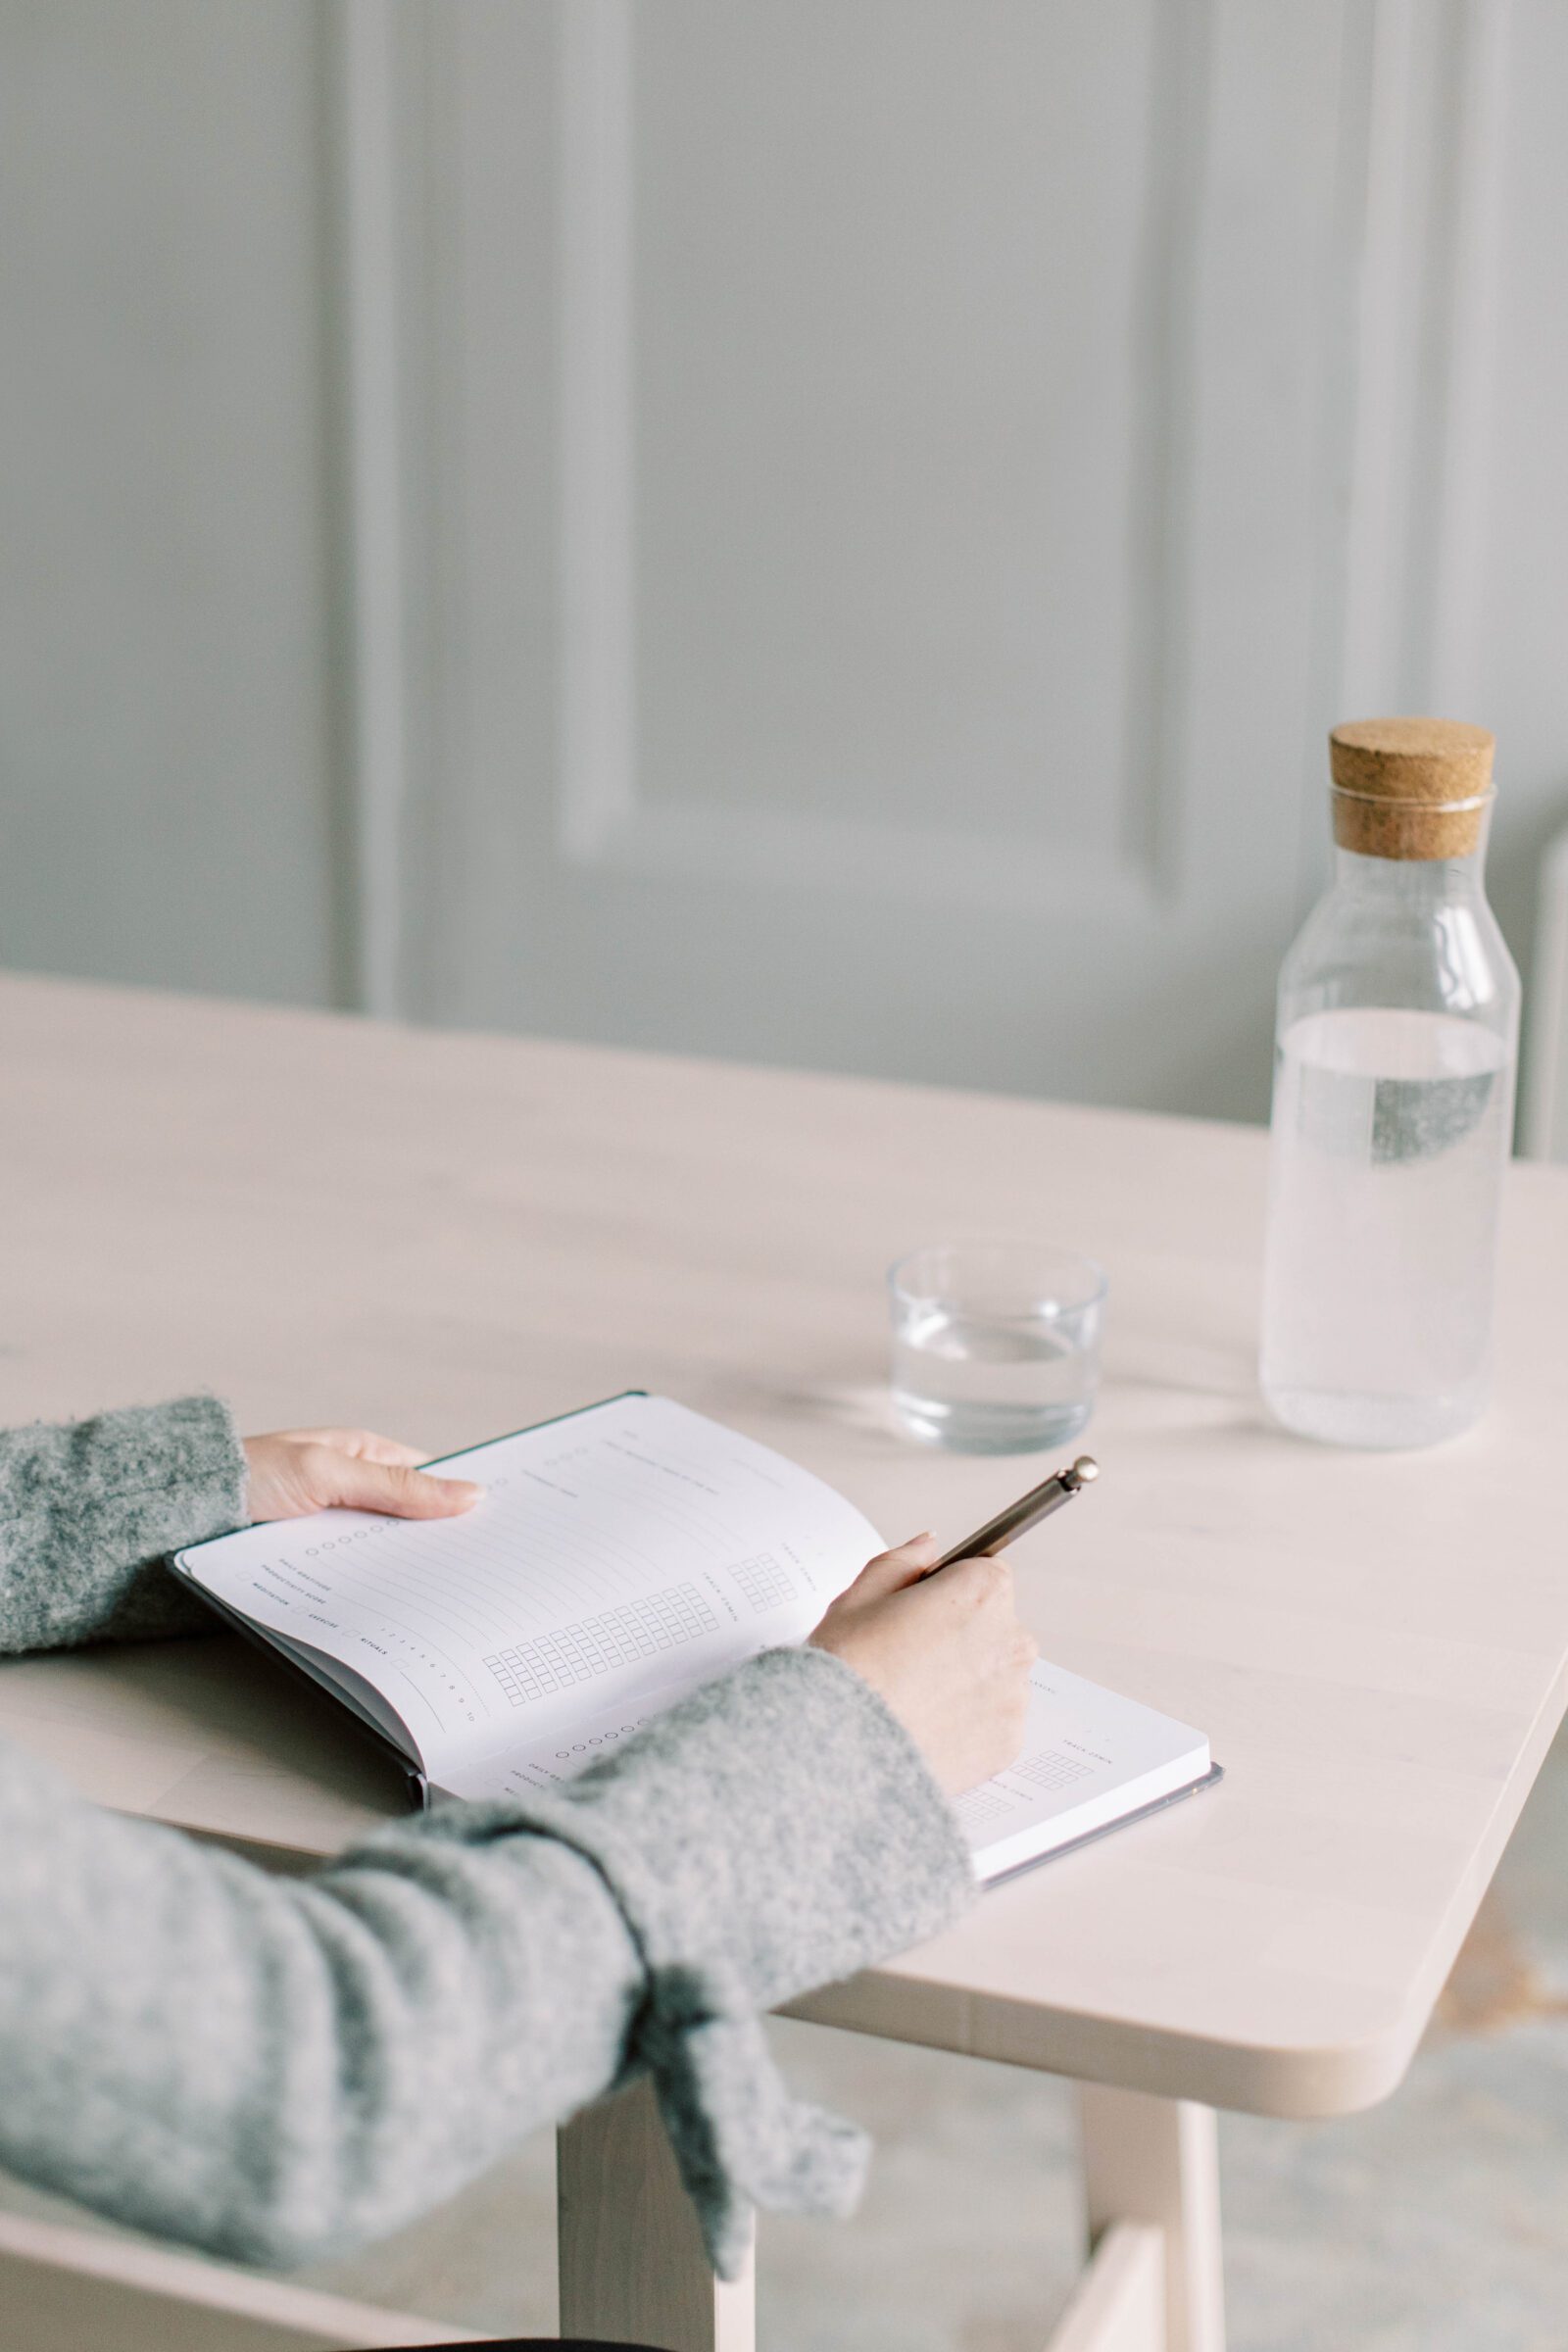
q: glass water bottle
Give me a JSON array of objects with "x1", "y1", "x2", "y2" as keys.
[{"x1": 1259, "y1": 718, "x2": 1520, "y2": 1448}]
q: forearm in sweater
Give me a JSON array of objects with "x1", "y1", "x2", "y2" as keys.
[
  {"x1": 0, "y1": 1645, "x2": 973, "y2": 2276},
  {"x1": 0, "y1": 1396, "x2": 247, "y2": 1650}
]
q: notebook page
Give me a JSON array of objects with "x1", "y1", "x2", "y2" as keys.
[
  {"x1": 952, "y1": 1660, "x2": 1209, "y2": 1883},
  {"x1": 175, "y1": 1396, "x2": 883, "y2": 1780},
  {"x1": 438, "y1": 1652, "x2": 1208, "y2": 1840},
  {"x1": 436, "y1": 1670, "x2": 709, "y2": 1803}
]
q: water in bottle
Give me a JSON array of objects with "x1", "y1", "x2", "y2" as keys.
[{"x1": 1259, "y1": 719, "x2": 1520, "y2": 1448}]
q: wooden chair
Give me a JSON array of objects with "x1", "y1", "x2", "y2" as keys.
[{"x1": 0, "y1": 2207, "x2": 487, "y2": 2352}]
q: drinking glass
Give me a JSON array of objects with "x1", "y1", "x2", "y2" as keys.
[{"x1": 888, "y1": 1240, "x2": 1106, "y2": 1454}]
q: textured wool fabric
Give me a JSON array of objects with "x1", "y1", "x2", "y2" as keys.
[
  {"x1": 0, "y1": 1395, "x2": 246, "y2": 1649},
  {"x1": 0, "y1": 1398, "x2": 975, "y2": 2277}
]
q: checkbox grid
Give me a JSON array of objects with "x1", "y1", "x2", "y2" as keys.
[
  {"x1": 728, "y1": 1553, "x2": 794, "y2": 1614},
  {"x1": 954, "y1": 1785, "x2": 1016, "y2": 1830},
  {"x1": 483, "y1": 1581, "x2": 718, "y2": 1707},
  {"x1": 1013, "y1": 1749, "x2": 1093, "y2": 1793}
]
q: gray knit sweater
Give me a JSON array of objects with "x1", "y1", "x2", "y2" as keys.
[{"x1": 0, "y1": 1398, "x2": 974, "y2": 2278}]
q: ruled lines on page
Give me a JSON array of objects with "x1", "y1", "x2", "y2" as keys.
[
  {"x1": 436, "y1": 1677, "x2": 697, "y2": 1804},
  {"x1": 177, "y1": 1396, "x2": 883, "y2": 1782},
  {"x1": 950, "y1": 1661, "x2": 1210, "y2": 1880}
]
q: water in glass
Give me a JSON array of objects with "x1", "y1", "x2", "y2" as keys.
[{"x1": 892, "y1": 1302, "x2": 1098, "y2": 1453}]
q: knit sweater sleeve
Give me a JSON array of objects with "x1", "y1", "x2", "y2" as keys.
[
  {"x1": 0, "y1": 1646, "x2": 975, "y2": 2276},
  {"x1": 0, "y1": 1397, "x2": 247, "y2": 1650}
]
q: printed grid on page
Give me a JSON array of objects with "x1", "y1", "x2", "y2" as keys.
[{"x1": 483, "y1": 1581, "x2": 719, "y2": 1705}]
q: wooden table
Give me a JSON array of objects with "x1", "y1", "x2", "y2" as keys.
[{"x1": 2, "y1": 972, "x2": 1566, "y2": 2352}]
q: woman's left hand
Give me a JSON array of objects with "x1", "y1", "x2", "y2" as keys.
[{"x1": 242, "y1": 1428, "x2": 482, "y2": 1524}]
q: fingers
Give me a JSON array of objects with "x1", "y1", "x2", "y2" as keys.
[
  {"x1": 343, "y1": 1431, "x2": 428, "y2": 1468},
  {"x1": 271, "y1": 1428, "x2": 428, "y2": 1469},
  {"x1": 308, "y1": 1446, "x2": 482, "y2": 1519},
  {"x1": 919, "y1": 1549, "x2": 1020, "y2": 1623},
  {"x1": 849, "y1": 1533, "x2": 941, "y2": 1599},
  {"x1": 937, "y1": 1548, "x2": 1007, "y2": 1592}
]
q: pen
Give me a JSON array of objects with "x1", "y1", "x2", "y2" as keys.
[{"x1": 920, "y1": 1454, "x2": 1099, "y2": 1578}]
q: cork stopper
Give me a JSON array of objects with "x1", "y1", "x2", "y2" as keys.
[{"x1": 1329, "y1": 717, "x2": 1495, "y2": 859}]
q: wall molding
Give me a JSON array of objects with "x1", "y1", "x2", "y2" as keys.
[
  {"x1": 1422, "y1": 0, "x2": 1511, "y2": 715},
  {"x1": 551, "y1": 0, "x2": 1219, "y2": 918},
  {"x1": 1120, "y1": 0, "x2": 1212, "y2": 900},
  {"x1": 332, "y1": 0, "x2": 410, "y2": 1019},
  {"x1": 557, "y1": 0, "x2": 637, "y2": 869},
  {"x1": 1335, "y1": 0, "x2": 1512, "y2": 722}
]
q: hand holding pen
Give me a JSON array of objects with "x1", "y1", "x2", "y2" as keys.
[{"x1": 808, "y1": 1457, "x2": 1100, "y2": 1793}]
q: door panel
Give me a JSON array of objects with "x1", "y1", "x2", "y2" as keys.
[{"x1": 405, "y1": 1, "x2": 1354, "y2": 1116}]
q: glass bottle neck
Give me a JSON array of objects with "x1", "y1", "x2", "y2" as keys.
[
  {"x1": 1331, "y1": 842, "x2": 1488, "y2": 904},
  {"x1": 1294, "y1": 819, "x2": 1518, "y2": 1033}
]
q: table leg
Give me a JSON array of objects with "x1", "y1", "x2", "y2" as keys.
[
  {"x1": 1043, "y1": 2220, "x2": 1166, "y2": 2352},
  {"x1": 1070, "y1": 2084, "x2": 1226, "y2": 2352},
  {"x1": 557, "y1": 2076, "x2": 756, "y2": 2352}
]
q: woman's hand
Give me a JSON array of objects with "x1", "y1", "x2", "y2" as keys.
[
  {"x1": 243, "y1": 1429, "x2": 482, "y2": 1525},
  {"x1": 808, "y1": 1536, "x2": 1038, "y2": 1795}
]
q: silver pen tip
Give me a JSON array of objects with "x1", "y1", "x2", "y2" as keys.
[{"x1": 1069, "y1": 1455, "x2": 1100, "y2": 1484}]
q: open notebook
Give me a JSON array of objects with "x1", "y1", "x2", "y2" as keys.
[{"x1": 172, "y1": 1394, "x2": 1216, "y2": 1885}]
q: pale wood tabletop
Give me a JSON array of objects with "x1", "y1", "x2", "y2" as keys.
[{"x1": 2, "y1": 968, "x2": 1564, "y2": 2142}]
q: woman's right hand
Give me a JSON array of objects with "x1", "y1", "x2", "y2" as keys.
[{"x1": 808, "y1": 1536, "x2": 1038, "y2": 1795}]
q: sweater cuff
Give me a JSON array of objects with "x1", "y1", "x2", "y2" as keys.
[
  {"x1": 419, "y1": 1645, "x2": 975, "y2": 2273},
  {"x1": 430, "y1": 1645, "x2": 974, "y2": 2007},
  {"x1": 66, "y1": 1396, "x2": 248, "y2": 1645}
]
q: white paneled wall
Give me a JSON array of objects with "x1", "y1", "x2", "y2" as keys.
[
  {"x1": 3, "y1": 0, "x2": 1566, "y2": 1122},
  {"x1": 0, "y1": 2, "x2": 346, "y2": 1006}
]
